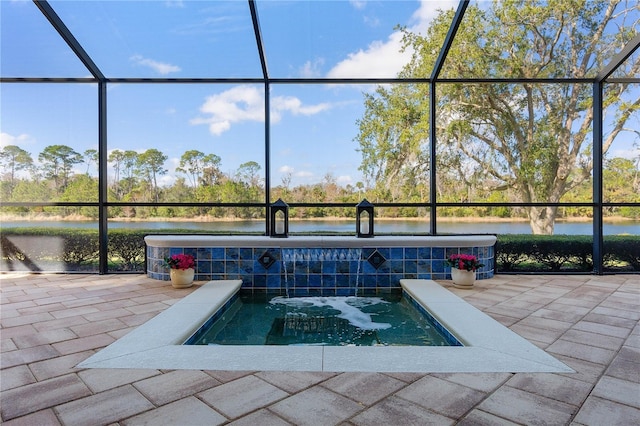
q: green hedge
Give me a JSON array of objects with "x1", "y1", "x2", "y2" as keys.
[
  {"x1": 1, "y1": 228, "x2": 100, "y2": 272},
  {"x1": 495, "y1": 234, "x2": 640, "y2": 272},
  {"x1": 107, "y1": 229, "x2": 149, "y2": 271},
  {"x1": 603, "y1": 235, "x2": 640, "y2": 271},
  {"x1": 1, "y1": 228, "x2": 638, "y2": 273}
]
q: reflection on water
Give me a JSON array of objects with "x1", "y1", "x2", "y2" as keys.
[{"x1": 1, "y1": 219, "x2": 638, "y2": 235}]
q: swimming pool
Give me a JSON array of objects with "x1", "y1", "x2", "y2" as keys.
[
  {"x1": 185, "y1": 292, "x2": 462, "y2": 347},
  {"x1": 77, "y1": 279, "x2": 573, "y2": 373}
]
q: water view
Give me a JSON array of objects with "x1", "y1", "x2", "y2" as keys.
[{"x1": 1, "y1": 219, "x2": 637, "y2": 235}]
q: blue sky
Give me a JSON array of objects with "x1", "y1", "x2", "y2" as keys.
[
  {"x1": 1, "y1": 0, "x2": 638, "y2": 189},
  {"x1": 3, "y1": 0, "x2": 455, "y2": 188}
]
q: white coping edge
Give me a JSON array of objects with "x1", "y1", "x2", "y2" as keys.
[
  {"x1": 144, "y1": 234, "x2": 497, "y2": 248},
  {"x1": 77, "y1": 279, "x2": 573, "y2": 373}
]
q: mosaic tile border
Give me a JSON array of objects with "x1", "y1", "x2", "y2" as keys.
[{"x1": 146, "y1": 237, "x2": 495, "y2": 295}]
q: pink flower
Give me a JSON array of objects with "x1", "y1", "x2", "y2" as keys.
[
  {"x1": 446, "y1": 253, "x2": 484, "y2": 272},
  {"x1": 165, "y1": 254, "x2": 195, "y2": 270}
]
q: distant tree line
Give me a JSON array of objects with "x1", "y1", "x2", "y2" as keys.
[{"x1": 1, "y1": 143, "x2": 638, "y2": 226}]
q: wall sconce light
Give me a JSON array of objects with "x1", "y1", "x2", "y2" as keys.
[
  {"x1": 270, "y1": 198, "x2": 289, "y2": 238},
  {"x1": 356, "y1": 199, "x2": 374, "y2": 238}
]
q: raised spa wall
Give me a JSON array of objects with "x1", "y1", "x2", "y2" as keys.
[{"x1": 145, "y1": 235, "x2": 496, "y2": 296}]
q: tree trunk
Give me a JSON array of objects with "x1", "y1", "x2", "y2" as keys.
[{"x1": 527, "y1": 206, "x2": 558, "y2": 235}]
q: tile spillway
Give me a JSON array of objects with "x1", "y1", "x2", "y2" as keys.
[{"x1": 145, "y1": 235, "x2": 497, "y2": 295}]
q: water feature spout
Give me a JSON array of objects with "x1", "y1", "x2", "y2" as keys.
[
  {"x1": 281, "y1": 249, "x2": 293, "y2": 298},
  {"x1": 281, "y1": 247, "x2": 364, "y2": 297}
]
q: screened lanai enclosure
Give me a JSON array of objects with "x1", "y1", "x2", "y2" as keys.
[{"x1": 1, "y1": 0, "x2": 639, "y2": 274}]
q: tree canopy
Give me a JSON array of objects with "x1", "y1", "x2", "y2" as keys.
[{"x1": 355, "y1": 0, "x2": 639, "y2": 234}]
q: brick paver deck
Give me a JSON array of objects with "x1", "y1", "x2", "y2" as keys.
[{"x1": 1, "y1": 273, "x2": 638, "y2": 425}]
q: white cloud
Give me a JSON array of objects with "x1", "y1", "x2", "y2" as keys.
[
  {"x1": 326, "y1": 0, "x2": 457, "y2": 79},
  {"x1": 158, "y1": 174, "x2": 176, "y2": 188},
  {"x1": 363, "y1": 15, "x2": 381, "y2": 28},
  {"x1": 410, "y1": 0, "x2": 458, "y2": 31},
  {"x1": 190, "y1": 85, "x2": 263, "y2": 136},
  {"x1": 349, "y1": 0, "x2": 367, "y2": 11},
  {"x1": 299, "y1": 58, "x2": 325, "y2": 78},
  {"x1": 130, "y1": 55, "x2": 181, "y2": 75},
  {"x1": 275, "y1": 165, "x2": 318, "y2": 186},
  {"x1": 191, "y1": 85, "x2": 332, "y2": 136},
  {"x1": 169, "y1": 157, "x2": 181, "y2": 169},
  {"x1": 0, "y1": 132, "x2": 32, "y2": 149},
  {"x1": 326, "y1": 32, "x2": 411, "y2": 79},
  {"x1": 190, "y1": 2, "x2": 457, "y2": 134},
  {"x1": 349, "y1": 0, "x2": 382, "y2": 28},
  {"x1": 336, "y1": 175, "x2": 353, "y2": 185},
  {"x1": 279, "y1": 165, "x2": 295, "y2": 174},
  {"x1": 271, "y1": 96, "x2": 331, "y2": 119},
  {"x1": 337, "y1": 175, "x2": 353, "y2": 185},
  {"x1": 288, "y1": 169, "x2": 316, "y2": 187},
  {"x1": 164, "y1": 0, "x2": 184, "y2": 8},
  {"x1": 610, "y1": 146, "x2": 640, "y2": 159},
  {"x1": 293, "y1": 171, "x2": 314, "y2": 185}
]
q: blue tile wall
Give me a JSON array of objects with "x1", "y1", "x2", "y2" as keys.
[{"x1": 148, "y1": 244, "x2": 495, "y2": 296}]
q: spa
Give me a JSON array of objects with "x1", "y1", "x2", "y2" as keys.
[{"x1": 78, "y1": 231, "x2": 570, "y2": 373}]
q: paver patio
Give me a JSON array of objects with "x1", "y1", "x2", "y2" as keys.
[{"x1": 1, "y1": 273, "x2": 638, "y2": 425}]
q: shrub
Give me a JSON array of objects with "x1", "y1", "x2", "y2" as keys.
[
  {"x1": 107, "y1": 230, "x2": 147, "y2": 271},
  {"x1": 1, "y1": 228, "x2": 638, "y2": 273},
  {"x1": 604, "y1": 235, "x2": 640, "y2": 271},
  {"x1": 494, "y1": 235, "x2": 530, "y2": 272},
  {"x1": 61, "y1": 229, "x2": 100, "y2": 266},
  {"x1": 496, "y1": 234, "x2": 639, "y2": 272},
  {"x1": 0, "y1": 228, "x2": 99, "y2": 271},
  {"x1": 530, "y1": 235, "x2": 592, "y2": 271}
]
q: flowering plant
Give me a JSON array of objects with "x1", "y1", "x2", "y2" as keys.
[
  {"x1": 164, "y1": 254, "x2": 195, "y2": 270},
  {"x1": 445, "y1": 253, "x2": 484, "y2": 272}
]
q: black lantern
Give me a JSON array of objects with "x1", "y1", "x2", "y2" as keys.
[
  {"x1": 270, "y1": 198, "x2": 289, "y2": 238},
  {"x1": 356, "y1": 199, "x2": 374, "y2": 238}
]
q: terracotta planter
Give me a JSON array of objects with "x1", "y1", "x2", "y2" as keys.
[
  {"x1": 451, "y1": 268, "x2": 475, "y2": 288},
  {"x1": 170, "y1": 268, "x2": 195, "y2": 288}
]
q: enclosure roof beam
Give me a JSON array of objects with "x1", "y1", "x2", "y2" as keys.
[
  {"x1": 431, "y1": 0, "x2": 469, "y2": 81},
  {"x1": 249, "y1": 0, "x2": 269, "y2": 80},
  {"x1": 33, "y1": 0, "x2": 105, "y2": 81},
  {"x1": 596, "y1": 33, "x2": 640, "y2": 82}
]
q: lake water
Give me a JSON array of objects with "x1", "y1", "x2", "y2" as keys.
[{"x1": 1, "y1": 219, "x2": 638, "y2": 235}]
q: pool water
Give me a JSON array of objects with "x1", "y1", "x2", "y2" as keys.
[{"x1": 185, "y1": 292, "x2": 459, "y2": 346}]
